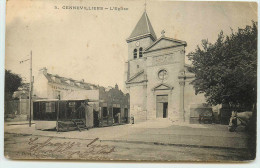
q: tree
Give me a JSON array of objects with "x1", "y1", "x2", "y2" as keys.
[
  {"x1": 187, "y1": 21, "x2": 257, "y2": 110},
  {"x1": 5, "y1": 70, "x2": 22, "y2": 101}
]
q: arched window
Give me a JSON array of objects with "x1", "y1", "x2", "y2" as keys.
[
  {"x1": 139, "y1": 47, "x2": 143, "y2": 58},
  {"x1": 133, "y1": 49, "x2": 137, "y2": 59}
]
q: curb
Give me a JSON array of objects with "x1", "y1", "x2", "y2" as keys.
[{"x1": 6, "y1": 123, "x2": 35, "y2": 126}]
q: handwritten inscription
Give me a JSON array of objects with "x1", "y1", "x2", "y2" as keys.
[{"x1": 28, "y1": 137, "x2": 115, "y2": 159}]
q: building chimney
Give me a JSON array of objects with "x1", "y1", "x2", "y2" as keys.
[
  {"x1": 40, "y1": 67, "x2": 47, "y2": 75},
  {"x1": 115, "y1": 83, "x2": 119, "y2": 90}
]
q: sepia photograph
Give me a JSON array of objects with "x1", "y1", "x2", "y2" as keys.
[{"x1": 2, "y1": 0, "x2": 258, "y2": 163}]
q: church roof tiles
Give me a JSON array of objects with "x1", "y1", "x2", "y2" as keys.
[{"x1": 127, "y1": 11, "x2": 157, "y2": 42}]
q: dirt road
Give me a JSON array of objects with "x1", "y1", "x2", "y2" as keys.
[{"x1": 4, "y1": 133, "x2": 251, "y2": 161}]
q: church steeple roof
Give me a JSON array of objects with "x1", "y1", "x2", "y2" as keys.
[{"x1": 127, "y1": 11, "x2": 157, "y2": 42}]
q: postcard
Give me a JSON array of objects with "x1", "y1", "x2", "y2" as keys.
[{"x1": 4, "y1": 0, "x2": 257, "y2": 162}]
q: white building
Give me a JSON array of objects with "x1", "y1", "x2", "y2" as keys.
[{"x1": 33, "y1": 67, "x2": 99, "y2": 100}]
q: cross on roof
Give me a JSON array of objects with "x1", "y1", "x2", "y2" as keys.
[
  {"x1": 161, "y1": 30, "x2": 165, "y2": 36},
  {"x1": 144, "y1": 0, "x2": 147, "y2": 12}
]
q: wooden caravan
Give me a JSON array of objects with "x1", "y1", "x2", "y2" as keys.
[
  {"x1": 33, "y1": 99, "x2": 98, "y2": 131},
  {"x1": 33, "y1": 84, "x2": 130, "y2": 131}
]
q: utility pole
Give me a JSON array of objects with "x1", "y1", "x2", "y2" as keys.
[
  {"x1": 183, "y1": 77, "x2": 185, "y2": 122},
  {"x1": 19, "y1": 51, "x2": 33, "y2": 127},
  {"x1": 29, "y1": 50, "x2": 32, "y2": 127}
]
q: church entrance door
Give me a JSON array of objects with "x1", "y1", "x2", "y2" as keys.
[
  {"x1": 163, "y1": 103, "x2": 168, "y2": 118},
  {"x1": 156, "y1": 95, "x2": 168, "y2": 118}
]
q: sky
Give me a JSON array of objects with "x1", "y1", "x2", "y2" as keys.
[{"x1": 5, "y1": 0, "x2": 258, "y2": 92}]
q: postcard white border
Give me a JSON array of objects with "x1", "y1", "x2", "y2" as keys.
[{"x1": 0, "y1": 0, "x2": 259, "y2": 167}]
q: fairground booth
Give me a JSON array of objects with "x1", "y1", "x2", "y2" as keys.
[
  {"x1": 33, "y1": 99, "x2": 98, "y2": 131},
  {"x1": 33, "y1": 85, "x2": 130, "y2": 131}
]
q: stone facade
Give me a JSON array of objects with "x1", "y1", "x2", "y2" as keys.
[{"x1": 125, "y1": 11, "x2": 207, "y2": 123}]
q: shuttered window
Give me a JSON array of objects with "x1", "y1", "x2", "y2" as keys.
[{"x1": 46, "y1": 102, "x2": 55, "y2": 113}]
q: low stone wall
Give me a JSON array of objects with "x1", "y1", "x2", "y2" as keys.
[{"x1": 5, "y1": 99, "x2": 30, "y2": 121}]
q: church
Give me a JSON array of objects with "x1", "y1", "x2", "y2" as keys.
[{"x1": 125, "y1": 11, "x2": 207, "y2": 123}]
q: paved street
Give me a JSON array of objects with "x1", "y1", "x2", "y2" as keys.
[{"x1": 4, "y1": 119, "x2": 252, "y2": 161}]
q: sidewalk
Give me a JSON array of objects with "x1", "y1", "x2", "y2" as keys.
[
  {"x1": 5, "y1": 121, "x2": 35, "y2": 126},
  {"x1": 4, "y1": 118, "x2": 249, "y2": 149}
]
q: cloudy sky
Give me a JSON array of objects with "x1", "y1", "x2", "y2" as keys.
[{"x1": 5, "y1": 0, "x2": 257, "y2": 91}]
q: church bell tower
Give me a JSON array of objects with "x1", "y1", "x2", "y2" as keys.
[
  {"x1": 126, "y1": 11, "x2": 157, "y2": 80},
  {"x1": 124, "y1": 10, "x2": 158, "y2": 122}
]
